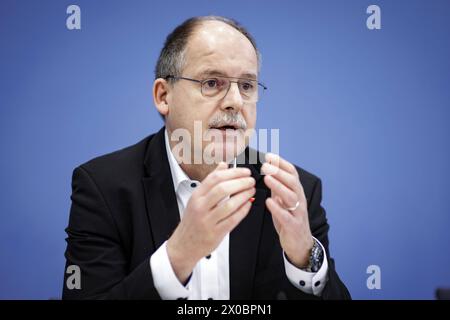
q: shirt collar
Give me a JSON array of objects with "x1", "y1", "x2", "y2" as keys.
[{"x1": 164, "y1": 129, "x2": 193, "y2": 191}]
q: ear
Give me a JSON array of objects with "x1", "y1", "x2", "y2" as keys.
[{"x1": 153, "y1": 78, "x2": 170, "y2": 117}]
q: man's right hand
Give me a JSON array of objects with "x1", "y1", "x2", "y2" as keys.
[{"x1": 166, "y1": 162, "x2": 256, "y2": 284}]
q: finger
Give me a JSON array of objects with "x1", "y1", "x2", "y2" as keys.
[
  {"x1": 270, "y1": 196, "x2": 283, "y2": 233},
  {"x1": 266, "y1": 197, "x2": 292, "y2": 227},
  {"x1": 217, "y1": 200, "x2": 252, "y2": 234},
  {"x1": 212, "y1": 187, "x2": 256, "y2": 223},
  {"x1": 197, "y1": 163, "x2": 252, "y2": 196},
  {"x1": 264, "y1": 175, "x2": 299, "y2": 209},
  {"x1": 264, "y1": 154, "x2": 307, "y2": 204},
  {"x1": 204, "y1": 177, "x2": 255, "y2": 208},
  {"x1": 261, "y1": 162, "x2": 301, "y2": 194},
  {"x1": 265, "y1": 153, "x2": 298, "y2": 177}
]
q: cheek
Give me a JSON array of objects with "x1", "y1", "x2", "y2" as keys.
[
  {"x1": 244, "y1": 105, "x2": 257, "y2": 128},
  {"x1": 170, "y1": 94, "x2": 218, "y2": 131},
  {"x1": 170, "y1": 90, "x2": 198, "y2": 122}
]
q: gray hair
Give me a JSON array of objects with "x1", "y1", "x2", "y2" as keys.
[{"x1": 154, "y1": 15, "x2": 261, "y2": 81}]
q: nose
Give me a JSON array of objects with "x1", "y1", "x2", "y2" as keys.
[{"x1": 220, "y1": 81, "x2": 243, "y2": 112}]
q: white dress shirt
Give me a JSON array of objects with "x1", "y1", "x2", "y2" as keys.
[{"x1": 149, "y1": 130, "x2": 328, "y2": 299}]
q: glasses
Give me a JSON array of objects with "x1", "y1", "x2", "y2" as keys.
[{"x1": 165, "y1": 75, "x2": 267, "y2": 103}]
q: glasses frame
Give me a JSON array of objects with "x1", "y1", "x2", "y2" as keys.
[{"x1": 165, "y1": 75, "x2": 267, "y2": 102}]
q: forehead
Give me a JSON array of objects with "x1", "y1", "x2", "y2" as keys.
[{"x1": 183, "y1": 21, "x2": 258, "y2": 79}]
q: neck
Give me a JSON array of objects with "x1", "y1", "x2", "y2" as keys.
[
  {"x1": 165, "y1": 127, "x2": 240, "y2": 181},
  {"x1": 179, "y1": 162, "x2": 217, "y2": 182}
]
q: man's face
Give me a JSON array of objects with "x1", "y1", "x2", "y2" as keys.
[{"x1": 165, "y1": 21, "x2": 258, "y2": 164}]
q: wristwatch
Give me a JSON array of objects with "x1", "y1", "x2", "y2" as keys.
[{"x1": 304, "y1": 238, "x2": 324, "y2": 273}]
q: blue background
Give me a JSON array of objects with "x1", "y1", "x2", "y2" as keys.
[{"x1": 1, "y1": 0, "x2": 449, "y2": 299}]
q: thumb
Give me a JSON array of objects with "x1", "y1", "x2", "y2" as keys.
[{"x1": 215, "y1": 162, "x2": 228, "y2": 171}]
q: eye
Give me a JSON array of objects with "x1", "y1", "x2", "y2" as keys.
[
  {"x1": 240, "y1": 81, "x2": 254, "y2": 91},
  {"x1": 204, "y1": 79, "x2": 219, "y2": 88}
]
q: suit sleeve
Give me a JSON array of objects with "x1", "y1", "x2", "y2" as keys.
[
  {"x1": 252, "y1": 173, "x2": 351, "y2": 300},
  {"x1": 307, "y1": 177, "x2": 351, "y2": 300},
  {"x1": 62, "y1": 166, "x2": 161, "y2": 299}
]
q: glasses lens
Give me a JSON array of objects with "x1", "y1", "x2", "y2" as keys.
[
  {"x1": 200, "y1": 77, "x2": 264, "y2": 102},
  {"x1": 201, "y1": 78, "x2": 228, "y2": 97},
  {"x1": 238, "y1": 79, "x2": 258, "y2": 102}
]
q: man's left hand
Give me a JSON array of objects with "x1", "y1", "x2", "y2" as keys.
[{"x1": 261, "y1": 153, "x2": 314, "y2": 269}]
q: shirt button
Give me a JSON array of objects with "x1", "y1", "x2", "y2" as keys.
[
  {"x1": 190, "y1": 182, "x2": 197, "y2": 188},
  {"x1": 206, "y1": 254, "x2": 211, "y2": 259},
  {"x1": 299, "y1": 280, "x2": 305, "y2": 286},
  {"x1": 208, "y1": 298, "x2": 214, "y2": 300},
  {"x1": 314, "y1": 281, "x2": 321, "y2": 287}
]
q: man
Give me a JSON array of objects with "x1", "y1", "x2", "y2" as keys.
[{"x1": 62, "y1": 16, "x2": 350, "y2": 300}]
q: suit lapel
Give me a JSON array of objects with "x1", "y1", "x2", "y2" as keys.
[{"x1": 142, "y1": 127, "x2": 181, "y2": 250}]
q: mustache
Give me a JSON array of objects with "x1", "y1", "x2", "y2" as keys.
[{"x1": 208, "y1": 112, "x2": 248, "y2": 130}]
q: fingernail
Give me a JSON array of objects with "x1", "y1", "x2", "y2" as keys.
[{"x1": 249, "y1": 197, "x2": 255, "y2": 203}]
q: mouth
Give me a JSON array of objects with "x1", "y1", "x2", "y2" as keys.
[{"x1": 209, "y1": 124, "x2": 240, "y2": 131}]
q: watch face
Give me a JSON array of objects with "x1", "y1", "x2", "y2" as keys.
[{"x1": 310, "y1": 240, "x2": 324, "y2": 272}]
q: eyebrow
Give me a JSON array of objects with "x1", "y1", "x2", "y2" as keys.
[{"x1": 197, "y1": 69, "x2": 258, "y2": 80}]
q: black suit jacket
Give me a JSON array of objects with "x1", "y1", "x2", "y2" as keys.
[{"x1": 62, "y1": 127, "x2": 350, "y2": 300}]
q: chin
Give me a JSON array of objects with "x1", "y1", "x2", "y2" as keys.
[
  {"x1": 203, "y1": 129, "x2": 247, "y2": 164},
  {"x1": 220, "y1": 140, "x2": 246, "y2": 162}
]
